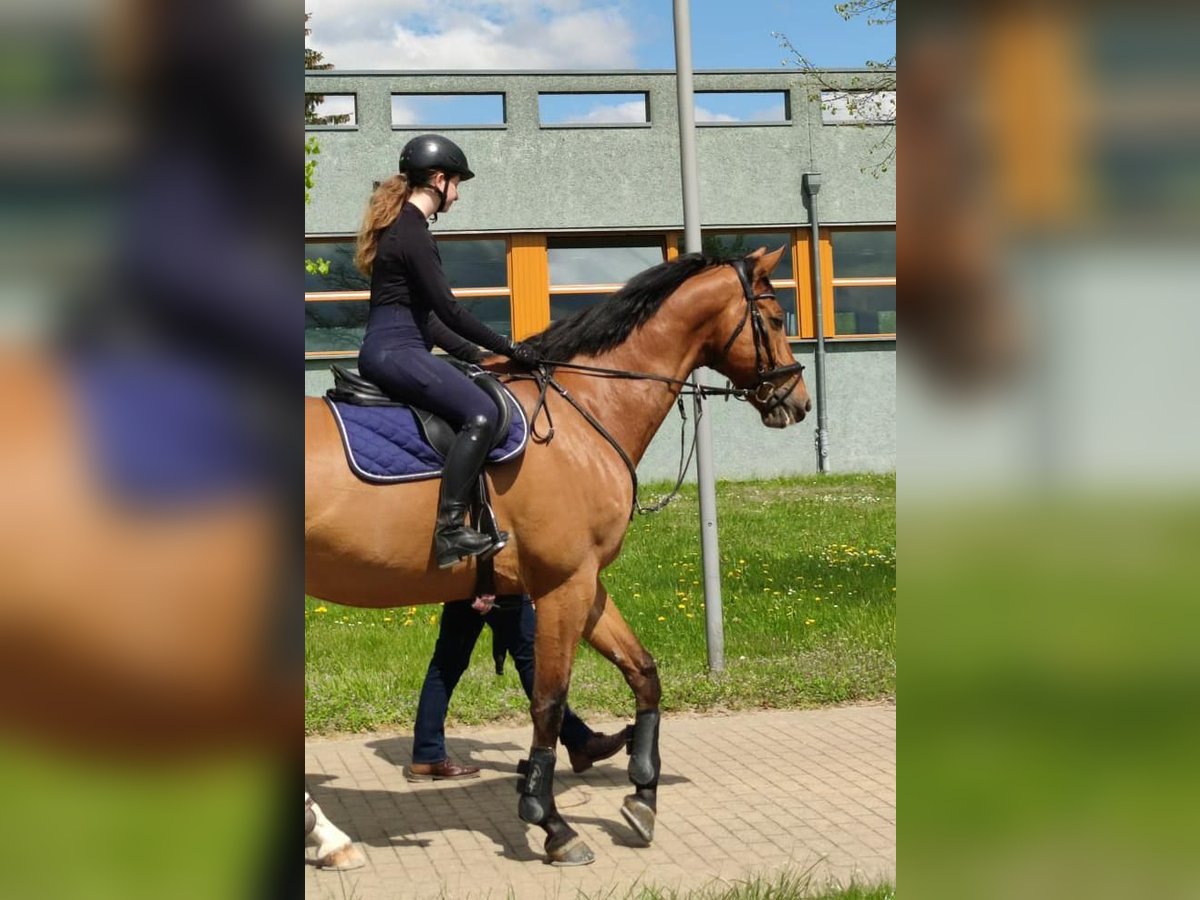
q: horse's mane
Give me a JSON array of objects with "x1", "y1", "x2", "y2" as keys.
[{"x1": 524, "y1": 252, "x2": 721, "y2": 361}]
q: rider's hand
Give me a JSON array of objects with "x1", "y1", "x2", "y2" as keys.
[{"x1": 508, "y1": 341, "x2": 540, "y2": 367}]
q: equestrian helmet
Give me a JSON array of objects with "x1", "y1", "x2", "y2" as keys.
[{"x1": 398, "y1": 134, "x2": 475, "y2": 181}]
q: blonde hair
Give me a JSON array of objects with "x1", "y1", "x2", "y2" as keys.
[{"x1": 354, "y1": 174, "x2": 411, "y2": 276}]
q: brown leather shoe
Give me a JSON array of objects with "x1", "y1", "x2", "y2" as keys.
[
  {"x1": 405, "y1": 758, "x2": 481, "y2": 782},
  {"x1": 567, "y1": 726, "x2": 633, "y2": 774}
]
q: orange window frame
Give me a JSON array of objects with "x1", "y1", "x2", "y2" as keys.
[{"x1": 817, "y1": 226, "x2": 897, "y2": 339}]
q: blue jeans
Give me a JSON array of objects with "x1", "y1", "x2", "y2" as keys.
[{"x1": 411, "y1": 595, "x2": 593, "y2": 764}]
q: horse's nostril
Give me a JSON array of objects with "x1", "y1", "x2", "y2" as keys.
[{"x1": 806, "y1": 399, "x2": 813, "y2": 413}]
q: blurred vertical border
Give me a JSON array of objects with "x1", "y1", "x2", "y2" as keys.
[
  {"x1": 0, "y1": 0, "x2": 298, "y2": 897},
  {"x1": 902, "y1": 3, "x2": 1200, "y2": 898}
]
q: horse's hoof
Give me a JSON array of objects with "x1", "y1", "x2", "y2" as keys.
[
  {"x1": 317, "y1": 843, "x2": 367, "y2": 871},
  {"x1": 545, "y1": 835, "x2": 595, "y2": 867},
  {"x1": 620, "y1": 795, "x2": 656, "y2": 845}
]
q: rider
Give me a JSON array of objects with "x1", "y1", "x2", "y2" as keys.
[{"x1": 354, "y1": 134, "x2": 539, "y2": 568}]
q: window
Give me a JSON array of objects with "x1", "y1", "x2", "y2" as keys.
[
  {"x1": 305, "y1": 94, "x2": 356, "y2": 127},
  {"x1": 820, "y1": 90, "x2": 896, "y2": 125},
  {"x1": 305, "y1": 241, "x2": 367, "y2": 294},
  {"x1": 548, "y1": 239, "x2": 664, "y2": 285},
  {"x1": 391, "y1": 94, "x2": 506, "y2": 128},
  {"x1": 694, "y1": 91, "x2": 789, "y2": 124},
  {"x1": 834, "y1": 286, "x2": 897, "y2": 336},
  {"x1": 538, "y1": 93, "x2": 650, "y2": 126},
  {"x1": 702, "y1": 232, "x2": 800, "y2": 337},
  {"x1": 831, "y1": 229, "x2": 896, "y2": 277},
  {"x1": 547, "y1": 236, "x2": 665, "y2": 322},
  {"x1": 305, "y1": 299, "x2": 368, "y2": 355},
  {"x1": 438, "y1": 239, "x2": 507, "y2": 289},
  {"x1": 827, "y1": 228, "x2": 896, "y2": 336},
  {"x1": 304, "y1": 236, "x2": 512, "y2": 358}
]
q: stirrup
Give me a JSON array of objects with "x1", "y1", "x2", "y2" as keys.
[
  {"x1": 436, "y1": 527, "x2": 500, "y2": 569},
  {"x1": 474, "y1": 530, "x2": 509, "y2": 563}
]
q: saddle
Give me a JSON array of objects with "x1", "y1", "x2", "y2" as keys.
[
  {"x1": 323, "y1": 361, "x2": 528, "y2": 595},
  {"x1": 327, "y1": 360, "x2": 514, "y2": 457}
]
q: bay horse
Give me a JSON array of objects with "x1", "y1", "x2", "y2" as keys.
[{"x1": 304, "y1": 246, "x2": 810, "y2": 866}]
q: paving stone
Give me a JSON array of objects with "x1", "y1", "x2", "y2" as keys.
[{"x1": 306, "y1": 704, "x2": 894, "y2": 898}]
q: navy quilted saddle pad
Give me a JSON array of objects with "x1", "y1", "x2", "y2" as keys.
[{"x1": 324, "y1": 371, "x2": 529, "y2": 484}]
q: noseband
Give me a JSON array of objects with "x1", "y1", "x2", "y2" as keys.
[{"x1": 720, "y1": 258, "x2": 805, "y2": 413}]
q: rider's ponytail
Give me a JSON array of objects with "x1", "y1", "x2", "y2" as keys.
[{"x1": 354, "y1": 174, "x2": 410, "y2": 276}]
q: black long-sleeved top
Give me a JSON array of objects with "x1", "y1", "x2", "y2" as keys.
[{"x1": 364, "y1": 203, "x2": 510, "y2": 362}]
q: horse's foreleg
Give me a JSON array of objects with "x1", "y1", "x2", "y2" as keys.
[
  {"x1": 517, "y1": 573, "x2": 597, "y2": 867},
  {"x1": 582, "y1": 581, "x2": 662, "y2": 845},
  {"x1": 305, "y1": 791, "x2": 365, "y2": 871}
]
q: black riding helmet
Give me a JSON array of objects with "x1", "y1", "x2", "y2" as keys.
[
  {"x1": 398, "y1": 134, "x2": 474, "y2": 216},
  {"x1": 399, "y1": 133, "x2": 475, "y2": 181}
]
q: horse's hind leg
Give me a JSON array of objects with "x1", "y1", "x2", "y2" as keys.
[
  {"x1": 305, "y1": 791, "x2": 365, "y2": 870},
  {"x1": 583, "y1": 581, "x2": 662, "y2": 845},
  {"x1": 518, "y1": 572, "x2": 598, "y2": 866}
]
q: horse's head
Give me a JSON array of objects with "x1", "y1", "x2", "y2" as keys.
[{"x1": 709, "y1": 246, "x2": 812, "y2": 428}]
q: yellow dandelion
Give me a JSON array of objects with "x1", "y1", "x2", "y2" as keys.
[
  {"x1": 429, "y1": 614, "x2": 438, "y2": 625},
  {"x1": 314, "y1": 606, "x2": 328, "y2": 614},
  {"x1": 383, "y1": 617, "x2": 393, "y2": 623},
  {"x1": 403, "y1": 619, "x2": 414, "y2": 627},
  {"x1": 657, "y1": 615, "x2": 666, "y2": 621},
  {"x1": 805, "y1": 618, "x2": 816, "y2": 625},
  {"x1": 677, "y1": 603, "x2": 687, "y2": 609}
]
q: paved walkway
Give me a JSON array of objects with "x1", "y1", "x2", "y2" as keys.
[{"x1": 305, "y1": 703, "x2": 895, "y2": 899}]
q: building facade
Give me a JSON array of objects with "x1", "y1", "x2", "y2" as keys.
[{"x1": 304, "y1": 69, "x2": 895, "y2": 477}]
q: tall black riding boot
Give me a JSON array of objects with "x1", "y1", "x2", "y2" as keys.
[{"x1": 435, "y1": 414, "x2": 504, "y2": 569}]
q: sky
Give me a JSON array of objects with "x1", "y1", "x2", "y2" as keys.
[{"x1": 305, "y1": 0, "x2": 896, "y2": 73}]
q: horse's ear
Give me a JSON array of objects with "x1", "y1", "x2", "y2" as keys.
[{"x1": 752, "y1": 245, "x2": 787, "y2": 278}]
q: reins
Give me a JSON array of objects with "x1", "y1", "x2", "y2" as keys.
[
  {"x1": 506, "y1": 363, "x2": 725, "y2": 517},
  {"x1": 501, "y1": 258, "x2": 806, "y2": 519}
]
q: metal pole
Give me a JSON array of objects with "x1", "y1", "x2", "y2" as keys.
[
  {"x1": 673, "y1": 0, "x2": 724, "y2": 672},
  {"x1": 804, "y1": 173, "x2": 830, "y2": 473}
]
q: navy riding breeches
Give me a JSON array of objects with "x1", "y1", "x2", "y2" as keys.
[{"x1": 357, "y1": 343, "x2": 498, "y2": 432}]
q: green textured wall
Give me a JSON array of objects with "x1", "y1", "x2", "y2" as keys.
[{"x1": 304, "y1": 69, "x2": 895, "y2": 235}]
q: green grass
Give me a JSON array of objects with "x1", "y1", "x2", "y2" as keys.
[
  {"x1": 305, "y1": 474, "x2": 894, "y2": 735},
  {"x1": 329, "y1": 871, "x2": 894, "y2": 900},
  {"x1": 573, "y1": 870, "x2": 894, "y2": 900}
]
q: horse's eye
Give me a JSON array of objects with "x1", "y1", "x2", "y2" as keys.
[{"x1": 770, "y1": 317, "x2": 785, "y2": 329}]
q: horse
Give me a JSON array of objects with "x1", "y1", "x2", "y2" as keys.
[{"x1": 304, "y1": 245, "x2": 811, "y2": 866}]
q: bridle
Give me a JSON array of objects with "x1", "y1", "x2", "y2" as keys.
[
  {"x1": 504, "y1": 257, "x2": 806, "y2": 516},
  {"x1": 720, "y1": 258, "x2": 806, "y2": 413}
]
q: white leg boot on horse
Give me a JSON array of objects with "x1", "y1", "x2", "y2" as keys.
[{"x1": 305, "y1": 792, "x2": 366, "y2": 871}]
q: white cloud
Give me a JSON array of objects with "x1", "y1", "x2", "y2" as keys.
[
  {"x1": 570, "y1": 100, "x2": 646, "y2": 124},
  {"x1": 694, "y1": 103, "x2": 787, "y2": 123},
  {"x1": 306, "y1": 0, "x2": 638, "y2": 70},
  {"x1": 695, "y1": 106, "x2": 737, "y2": 123},
  {"x1": 749, "y1": 102, "x2": 787, "y2": 122},
  {"x1": 391, "y1": 98, "x2": 419, "y2": 126}
]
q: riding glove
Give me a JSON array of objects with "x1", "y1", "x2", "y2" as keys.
[{"x1": 507, "y1": 341, "x2": 541, "y2": 367}]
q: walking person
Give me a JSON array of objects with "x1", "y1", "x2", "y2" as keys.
[{"x1": 407, "y1": 595, "x2": 632, "y2": 780}]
